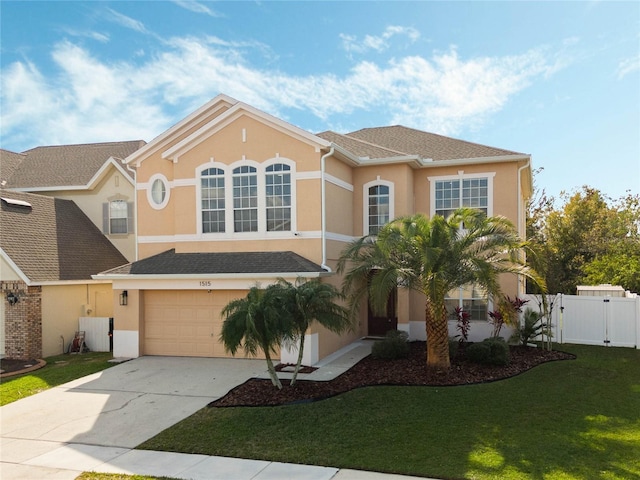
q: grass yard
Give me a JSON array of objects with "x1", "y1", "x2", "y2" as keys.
[
  {"x1": 0, "y1": 352, "x2": 115, "y2": 406},
  {"x1": 139, "y1": 344, "x2": 640, "y2": 480},
  {"x1": 76, "y1": 474, "x2": 179, "y2": 480}
]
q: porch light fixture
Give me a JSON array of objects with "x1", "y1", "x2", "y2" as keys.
[
  {"x1": 119, "y1": 290, "x2": 128, "y2": 306},
  {"x1": 6, "y1": 292, "x2": 19, "y2": 305}
]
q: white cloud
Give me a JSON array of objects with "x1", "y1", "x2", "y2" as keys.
[
  {"x1": 341, "y1": 26, "x2": 420, "y2": 53},
  {"x1": 0, "y1": 35, "x2": 558, "y2": 150},
  {"x1": 62, "y1": 29, "x2": 110, "y2": 43},
  {"x1": 172, "y1": 0, "x2": 222, "y2": 17},
  {"x1": 616, "y1": 56, "x2": 640, "y2": 79},
  {"x1": 105, "y1": 8, "x2": 149, "y2": 34}
]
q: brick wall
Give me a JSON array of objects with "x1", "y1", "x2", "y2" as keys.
[{"x1": 2, "y1": 282, "x2": 42, "y2": 359}]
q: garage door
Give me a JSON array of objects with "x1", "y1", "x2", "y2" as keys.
[{"x1": 143, "y1": 289, "x2": 266, "y2": 358}]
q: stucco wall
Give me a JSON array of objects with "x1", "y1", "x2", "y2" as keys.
[
  {"x1": 41, "y1": 283, "x2": 114, "y2": 357},
  {"x1": 38, "y1": 168, "x2": 136, "y2": 261}
]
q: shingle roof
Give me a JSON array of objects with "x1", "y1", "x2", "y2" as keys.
[
  {"x1": 0, "y1": 189, "x2": 128, "y2": 282},
  {"x1": 316, "y1": 131, "x2": 409, "y2": 160},
  {"x1": 0, "y1": 149, "x2": 27, "y2": 184},
  {"x1": 101, "y1": 249, "x2": 326, "y2": 276},
  {"x1": 5, "y1": 140, "x2": 145, "y2": 189},
  {"x1": 343, "y1": 125, "x2": 523, "y2": 161}
]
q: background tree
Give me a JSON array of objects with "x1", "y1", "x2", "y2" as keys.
[
  {"x1": 527, "y1": 185, "x2": 640, "y2": 294},
  {"x1": 277, "y1": 278, "x2": 351, "y2": 386},
  {"x1": 220, "y1": 285, "x2": 292, "y2": 389},
  {"x1": 339, "y1": 209, "x2": 543, "y2": 370}
]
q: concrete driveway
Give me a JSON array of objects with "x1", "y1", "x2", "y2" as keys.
[{"x1": 1, "y1": 356, "x2": 266, "y2": 448}]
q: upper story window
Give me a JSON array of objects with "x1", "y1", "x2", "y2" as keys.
[
  {"x1": 265, "y1": 164, "x2": 291, "y2": 231},
  {"x1": 233, "y1": 166, "x2": 258, "y2": 233},
  {"x1": 368, "y1": 185, "x2": 390, "y2": 235},
  {"x1": 110, "y1": 200, "x2": 128, "y2": 234},
  {"x1": 431, "y1": 173, "x2": 494, "y2": 218},
  {"x1": 103, "y1": 199, "x2": 132, "y2": 235},
  {"x1": 363, "y1": 179, "x2": 394, "y2": 236},
  {"x1": 202, "y1": 168, "x2": 225, "y2": 233},
  {"x1": 147, "y1": 174, "x2": 170, "y2": 210}
]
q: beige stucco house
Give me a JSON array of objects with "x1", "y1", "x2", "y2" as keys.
[
  {"x1": 1, "y1": 141, "x2": 145, "y2": 262},
  {"x1": 97, "y1": 94, "x2": 533, "y2": 365},
  {"x1": 0, "y1": 190, "x2": 128, "y2": 359}
]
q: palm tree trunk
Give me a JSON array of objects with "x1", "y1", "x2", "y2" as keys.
[
  {"x1": 425, "y1": 298, "x2": 451, "y2": 370},
  {"x1": 290, "y1": 332, "x2": 305, "y2": 387},
  {"x1": 264, "y1": 350, "x2": 283, "y2": 389}
]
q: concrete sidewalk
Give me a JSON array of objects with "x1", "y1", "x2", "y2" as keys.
[
  {"x1": 2, "y1": 440, "x2": 429, "y2": 479},
  {"x1": 1, "y1": 339, "x2": 437, "y2": 480}
]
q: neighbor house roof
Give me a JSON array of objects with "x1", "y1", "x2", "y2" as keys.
[
  {"x1": 344, "y1": 125, "x2": 524, "y2": 161},
  {"x1": 0, "y1": 189, "x2": 128, "y2": 283},
  {"x1": 0, "y1": 149, "x2": 27, "y2": 185},
  {"x1": 99, "y1": 249, "x2": 326, "y2": 276},
  {"x1": 5, "y1": 140, "x2": 145, "y2": 189}
]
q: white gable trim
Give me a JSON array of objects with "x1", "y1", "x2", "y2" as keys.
[
  {"x1": 124, "y1": 94, "x2": 238, "y2": 166},
  {"x1": 162, "y1": 102, "x2": 331, "y2": 161},
  {"x1": 0, "y1": 248, "x2": 32, "y2": 285}
]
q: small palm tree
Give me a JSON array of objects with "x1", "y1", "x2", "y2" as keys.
[
  {"x1": 220, "y1": 285, "x2": 293, "y2": 389},
  {"x1": 338, "y1": 208, "x2": 545, "y2": 370},
  {"x1": 276, "y1": 278, "x2": 351, "y2": 386}
]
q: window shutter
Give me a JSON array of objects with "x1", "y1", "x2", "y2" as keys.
[
  {"x1": 102, "y1": 203, "x2": 109, "y2": 234},
  {"x1": 127, "y1": 202, "x2": 134, "y2": 234}
]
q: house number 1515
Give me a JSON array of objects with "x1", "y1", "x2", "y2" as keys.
[{"x1": 199, "y1": 281, "x2": 212, "y2": 287}]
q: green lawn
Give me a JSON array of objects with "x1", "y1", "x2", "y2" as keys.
[
  {"x1": 139, "y1": 344, "x2": 640, "y2": 480},
  {"x1": 0, "y1": 352, "x2": 115, "y2": 406},
  {"x1": 76, "y1": 474, "x2": 178, "y2": 480}
]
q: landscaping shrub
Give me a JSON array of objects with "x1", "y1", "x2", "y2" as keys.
[
  {"x1": 371, "y1": 330, "x2": 410, "y2": 360},
  {"x1": 467, "y1": 337, "x2": 510, "y2": 366}
]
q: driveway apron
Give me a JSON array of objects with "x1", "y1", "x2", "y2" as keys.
[{"x1": 0, "y1": 356, "x2": 266, "y2": 448}]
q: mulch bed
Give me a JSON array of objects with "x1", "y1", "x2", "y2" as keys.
[
  {"x1": 210, "y1": 342, "x2": 574, "y2": 407},
  {"x1": 1, "y1": 358, "x2": 45, "y2": 377}
]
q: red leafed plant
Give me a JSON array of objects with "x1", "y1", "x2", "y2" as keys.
[{"x1": 454, "y1": 307, "x2": 471, "y2": 344}]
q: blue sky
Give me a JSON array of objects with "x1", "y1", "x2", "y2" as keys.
[{"x1": 1, "y1": 1, "x2": 638, "y2": 201}]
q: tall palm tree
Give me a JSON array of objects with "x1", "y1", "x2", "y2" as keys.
[
  {"x1": 338, "y1": 208, "x2": 545, "y2": 370},
  {"x1": 220, "y1": 285, "x2": 293, "y2": 389},
  {"x1": 276, "y1": 278, "x2": 352, "y2": 386}
]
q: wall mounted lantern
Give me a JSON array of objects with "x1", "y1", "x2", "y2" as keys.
[
  {"x1": 119, "y1": 290, "x2": 128, "y2": 306},
  {"x1": 6, "y1": 292, "x2": 19, "y2": 306}
]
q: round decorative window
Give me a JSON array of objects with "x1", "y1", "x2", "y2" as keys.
[
  {"x1": 151, "y1": 178, "x2": 166, "y2": 204},
  {"x1": 147, "y1": 175, "x2": 169, "y2": 209}
]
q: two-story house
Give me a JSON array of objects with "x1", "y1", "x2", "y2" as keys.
[{"x1": 98, "y1": 94, "x2": 532, "y2": 365}]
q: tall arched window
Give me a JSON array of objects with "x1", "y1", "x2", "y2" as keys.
[
  {"x1": 233, "y1": 165, "x2": 258, "y2": 232},
  {"x1": 201, "y1": 167, "x2": 225, "y2": 233},
  {"x1": 265, "y1": 163, "x2": 291, "y2": 231},
  {"x1": 367, "y1": 184, "x2": 390, "y2": 235}
]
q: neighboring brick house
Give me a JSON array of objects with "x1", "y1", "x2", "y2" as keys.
[
  {"x1": 0, "y1": 190, "x2": 127, "y2": 359},
  {"x1": 97, "y1": 94, "x2": 532, "y2": 364},
  {"x1": 1, "y1": 140, "x2": 145, "y2": 262}
]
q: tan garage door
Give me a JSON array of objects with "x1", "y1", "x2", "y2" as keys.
[{"x1": 143, "y1": 289, "x2": 265, "y2": 358}]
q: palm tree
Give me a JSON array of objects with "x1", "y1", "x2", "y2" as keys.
[
  {"x1": 220, "y1": 285, "x2": 293, "y2": 389},
  {"x1": 276, "y1": 278, "x2": 352, "y2": 386},
  {"x1": 338, "y1": 208, "x2": 545, "y2": 370}
]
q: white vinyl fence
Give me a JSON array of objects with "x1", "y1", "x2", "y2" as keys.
[
  {"x1": 78, "y1": 317, "x2": 112, "y2": 352},
  {"x1": 523, "y1": 294, "x2": 640, "y2": 349}
]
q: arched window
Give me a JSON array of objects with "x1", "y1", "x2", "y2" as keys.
[
  {"x1": 201, "y1": 168, "x2": 225, "y2": 233},
  {"x1": 367, "y1": 184, "x2": 390, "y2": 235},
  {"x1": 232, "y1": 165, "x2": 258, "y2": 232},
  {"x1": 363, "y1": 179, "x2": 393, "y2": 236},
  {"x1": 265, "y1": 163, "x2": 291, "y2": 231}
]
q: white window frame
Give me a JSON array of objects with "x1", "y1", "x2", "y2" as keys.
[
  {"x1": 428, "y1": 171, "x2": 495, "y2": 218},
  {"x1": 109, "y1": 199, "x2": 129, "y2": 235},
  {"x1": 147, "y1": 173, "x2": 170, "y2": 210},
  {"x1": 363, "y1": 178, "x2": 394, "y2": 236},
  {"x1": 195, "y1": 158, "x2": 297, "y2": 238},
  {"x1": 232, "y1": 163, "x2": 259, "y2": 233}
]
